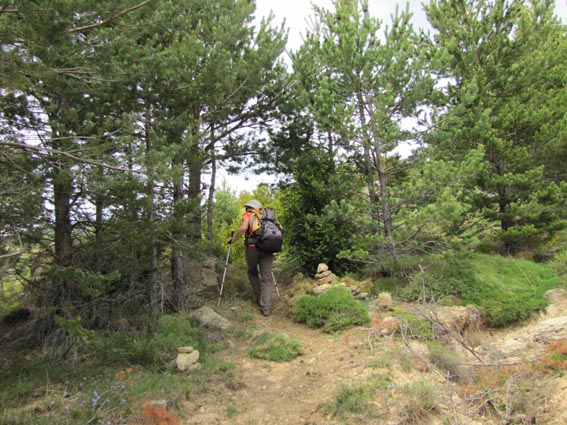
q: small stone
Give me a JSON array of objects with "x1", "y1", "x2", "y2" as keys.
[
  {"x1": 176, "y1": 350, "x2": 200, "y2": 371},
  {"x1": 177, "y1": 346, "x2": 194, "y2": 353},
  {"x1": 318, "y1": 273, "x2": 337, "y2": 285},
  {"x1": 314, "y1": 270, "x2": 332, "y2": 279},
  {"x1": 312, "y1": 283, "x2": 332, "y2": 295},
  {"x1": 316, "y1": 263, "x2": 329, "y2": 274},
  {"x1": 349, "y1": 285, "x2": 360, "y2": 295}
]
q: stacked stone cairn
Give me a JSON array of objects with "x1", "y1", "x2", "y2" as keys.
[
  {"x1": 313, "y1": 263, "x2": 368, "y2": 300},
  {"x1": 176, "y1": 346, "x2": 201, "y2": 372}
]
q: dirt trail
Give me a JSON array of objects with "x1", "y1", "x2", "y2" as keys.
[
  {"x1": 181, "y1": 288, "x2": 567, "y2": 425},
  {"x1": 182, "y1": 297, "x2": 381, "y2": 425}
]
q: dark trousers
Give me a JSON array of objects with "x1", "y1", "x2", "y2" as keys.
[{"x1": 245, "y1": 245, "x2": 274, "y2": 313}]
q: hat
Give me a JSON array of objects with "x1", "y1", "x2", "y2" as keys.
[{"x1": 244, "y1": 199, "x2": 262, "y2": 209}]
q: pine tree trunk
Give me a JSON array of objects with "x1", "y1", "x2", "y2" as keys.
[
  {"x1": 206, "y1": 153, "x2": 216, "y2": 256},
  {"x1": 145, "y1": 104, "x2": 160, "y2": 313},
  {"x1": 171, "y1": 170, "x2": 185, "y2": 310}
]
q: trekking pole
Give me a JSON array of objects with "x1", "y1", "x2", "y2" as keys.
[
  {"x1": 218, "y1": 232, "x2": 234, "y2": 305},
  {"x1": 271, "y1": 271, "x2": 281, "y2": 299}
]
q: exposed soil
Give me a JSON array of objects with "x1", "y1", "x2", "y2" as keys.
[{"x1": 181, "y1": 286, "x2": 567, "y2": 425}]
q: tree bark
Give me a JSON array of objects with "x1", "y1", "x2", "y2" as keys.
[
  {"x1": 145, "y1": 103, "x2": 160, "y2": 312},
  {"x1": 171, "y1": 163, "x2": 185, "y2": 310}
]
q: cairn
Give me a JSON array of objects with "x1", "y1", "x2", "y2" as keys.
[
  {"x1": 313, "y1": 263, "x2": 369, "y2": 300},
  {"x1": 314, "y1": 263, "x2": 337, "y2": 285}
]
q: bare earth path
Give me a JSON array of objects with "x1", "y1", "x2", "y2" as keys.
[
  {"x1": 181, "y1": 288, "x2": 567, "y2": 425},
  {"x1": 182, "y1": 296, "x2": 382, "y2": 425}
]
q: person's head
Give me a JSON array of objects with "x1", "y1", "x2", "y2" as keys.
[{"x1": 244, "y1": 199, "x2": 262, "y2": 211}]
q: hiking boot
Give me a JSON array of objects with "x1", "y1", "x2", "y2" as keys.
[{"x1": 261, "y1": 309, "x2": 271, "y2": 317}]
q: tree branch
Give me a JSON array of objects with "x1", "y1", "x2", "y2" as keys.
[
  {"x1": 0, "y1": 251, "x2": 25, "y2": 260},
  {"x1": 0, "y1": 141, "x2": 144, "y2": 174},
  {"x1": 67, "y1": 0, "x2": 158, "y2": 33}
]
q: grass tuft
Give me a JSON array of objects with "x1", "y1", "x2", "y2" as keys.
[{"x1": 248, "y1": 332, "x2": 304, "y2": 362}]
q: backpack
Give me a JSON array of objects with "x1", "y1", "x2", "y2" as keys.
[{"x1": 249, "y1": 208, "x2": 284, "y2": 253}]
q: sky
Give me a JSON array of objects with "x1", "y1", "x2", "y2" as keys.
[
  {"x1": 254, "y1": 0, "x2": 430, "y2": 54},
  {"x1": 255, "y1": 0, "x2": 567, "y2": 54},
  {"x1": 221, "y1": 0, "x2": 567, "y2": 193}
]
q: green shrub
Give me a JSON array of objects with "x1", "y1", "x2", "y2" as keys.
[
  {"x1": 293, "y1": 285, "x2": 370, "y2": 333},
  {"x1": 248, "y1": 332, "x2": 304, "y2": 362},
  {"x1": 403, "y1": 253, "x2": 560, "y2": 327},
  {"x1": 54, "y1": 315, "x2": 153, "y2": 365},
  {"x1": 323, "y1": 384, "x2": 372, "y2": 419}
]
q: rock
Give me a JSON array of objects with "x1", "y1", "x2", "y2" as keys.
[
  {"x1": 428, "y1": 305, "x2": 481, "y2": 336},
  {"x1": 533, "y1": 316, "x2": 567, "y2": 343},
  {"x1": 190, "y1": 306, "x2": 230, "y2": 330},
  {"x1": 312, "y1": 283, "x2": 332, "y2": 295},
  {"x1": 202, "y1": 257, "x2": 219, "y2": 288},
  {"x1": 177, "y1": 346, "x2": 195, "y2": 353},
  {"x1": 317, "y1": 263, "x2": 329, "y2": 274},
  {"x1": 373, "y1": 316, "x2": 401, "y2": 336},
  {"x1": 318, "y1": 273, "x2": 337, "y2": 285},
  {"x1": 349, "y1": 285, "x2": 360, "y2": 295},
  {"x1": 545, "y1": 288, "x2": 567, "y2": 317},
  {"x1": 314, "y1": 270, "x2": 332, "y2": 280},
  {"x1": 111, "y1": 318, "x2": 130, "y2": 331},
  {"x1": 148, "y1": 399, "x2": 168, "y2": 410},
  {"x1": 545, "y1": 288, "x2": 567, "y2": 303},
  {"x1": 176, "y1": 349, "x2": 200, "y2": 371}
]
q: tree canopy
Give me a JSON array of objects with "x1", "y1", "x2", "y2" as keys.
[{"x1": 1, "y1": 0, "x2": 566, "y2": 321}]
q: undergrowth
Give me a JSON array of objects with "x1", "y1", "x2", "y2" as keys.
[
  {"x1": 293, "y1": 285, "x2": 370, "y2": 333},
  {"x1": 0, "y1": 314, "x2": 217, "y2": 424},
  {"x1": 402, "y1": 253, "x2": 560, "y2": 327},
  {"x1": 322, "y1": 374, "x2": 391, "y2": 421},
  {"x1": 247, "y1": 332, "x2": 304, "y2": 362}
]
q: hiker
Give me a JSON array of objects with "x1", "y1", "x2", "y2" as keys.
[{"x1": 227, "y1": 199, "x2": 275, "y2": 316}]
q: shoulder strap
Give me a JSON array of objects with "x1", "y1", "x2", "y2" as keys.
[
  {"x1": 248, "y1": 208, "x2": 263, "y2": 234},
  {"x1": 262, "y1": 208, "x2": 275, "y2": 221}
]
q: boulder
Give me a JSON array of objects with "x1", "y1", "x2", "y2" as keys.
[{"x1": 190, "y1": 306, "x2": 230, "y2": 330}]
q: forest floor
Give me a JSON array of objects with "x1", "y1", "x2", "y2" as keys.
[{"x1": 180, "y1": 285, "x2": 567, "y2": 425}]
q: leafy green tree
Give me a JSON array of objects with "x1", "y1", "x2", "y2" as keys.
[
  {"x1": 0, "y1": 1, "x2": 147, "y2": 313},
  {"x1": 120, "y1": 0, "x2": 287, "y2": 307},
  {"x1": 280, "y1": 149, "x2": 366, "y2": 274},
  {"x1": 302, "y1": 0, "x2": 433, "y2": 241},
  {"x1": 0, "y1": 0, "x2": 289, "y2": 316},
  {"x1": 425, "y1": 0, "x2": 567, "y2": 252}
]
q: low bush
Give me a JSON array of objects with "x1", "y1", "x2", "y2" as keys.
[
  {"x1": 322, "y1": 384, "x2": 373, "y2": 420},
  {"x1": 397, "y1": 312, "x2": 433, "y2": 341},
  {"x1": 248, "y1": 332, "x2": 304, "y2": 362},
  {"x1": 293, "y1": 285, "x2": 370, "y2": 333}
]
